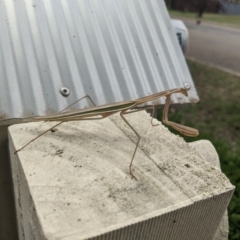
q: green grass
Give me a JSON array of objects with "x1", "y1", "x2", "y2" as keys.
[
  {"x1": 158, "y1": 60, "x2": 240, "y2": 240},
  {"x1": 169, "y1": 10, "x2": 240, "y2": 28}
]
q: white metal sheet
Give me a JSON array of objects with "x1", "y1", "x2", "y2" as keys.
[{"x1": 0, "y1": 0, "x2": 199, "y2": 126}]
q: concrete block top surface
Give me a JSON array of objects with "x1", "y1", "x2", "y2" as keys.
[{"x1": 9, "y1": 111, "x2": 234, "y2": 240}]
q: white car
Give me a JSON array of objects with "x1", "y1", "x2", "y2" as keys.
[{"x1": 171, "y1": 19, "x2": 189, "y2": 54}]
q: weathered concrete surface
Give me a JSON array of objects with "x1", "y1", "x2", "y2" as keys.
[
  {"x1": 9, "y1": 111, "x2": 234, "y2": 240},
  {"x1": 0, "y1": 126, "x2": 18, "y2": 240},
  {"x1": 189, "y1": 140, "x2": 230, "y2": 240}
]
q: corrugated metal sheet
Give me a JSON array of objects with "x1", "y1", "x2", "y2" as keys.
[{"x1": 0, "y1": 0, "x2": 199, "y2": 126}]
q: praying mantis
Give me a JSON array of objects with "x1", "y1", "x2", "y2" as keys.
[{"x1": 14, "y1": 88, "x2": 199, "y2": 179}]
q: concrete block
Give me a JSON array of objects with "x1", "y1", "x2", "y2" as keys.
[
  {"x1": 9, "y1": 111, "x2": 234, "y2": 240},
  {"x1": 0, "y1": 126, "x2": 18, "y2": 239},
  {"x1": 189, "y1": 140, "x2": 230, "y2": 240}
]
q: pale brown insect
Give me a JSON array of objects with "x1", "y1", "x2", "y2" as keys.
[{"x1": 14, "y1": 88, "x2": 199, "y2": 179}]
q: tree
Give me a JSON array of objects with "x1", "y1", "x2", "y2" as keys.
[
  {"x1": 194, "y1": 0, "x2": 209, "y2": 24},
  {"x1": 186, "y1": 0, "x2": 223, "y2": 24},
  {"x1": 167, "y1": 0, "x2": 224, "y2": 24}
]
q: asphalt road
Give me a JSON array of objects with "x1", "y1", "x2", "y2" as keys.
[{"x1": 183, "y1": 20, "x2": 240, "y2": 76}]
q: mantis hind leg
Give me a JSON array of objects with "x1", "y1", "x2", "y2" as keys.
[
  {"x1": 14, "y1": 121, "x2": 64, "y2": 154},
  {"x1": 14, "y1": 114, "x2": 112, "y2": 154},
  {"x1": 15, "y1": 94, "x2": 97, "y2": 154}
]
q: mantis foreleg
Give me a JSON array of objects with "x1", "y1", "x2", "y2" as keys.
[{"x1": 162, "y1": 95, "x2": 199, "y2": 137}]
